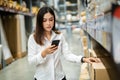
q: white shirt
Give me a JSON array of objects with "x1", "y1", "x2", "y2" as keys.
[{"x1": 28, "y1": 31, "x2": 82, "y2": 80}]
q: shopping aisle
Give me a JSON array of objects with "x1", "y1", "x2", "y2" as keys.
[
  {"x1": 61, "y1": 29, "x2": 84, "y2": 80},
  {"x1": 0, "y1": 29, "x2": 84, "y2": 80}
]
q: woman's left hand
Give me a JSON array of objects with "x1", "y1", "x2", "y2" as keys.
[{"x1": 83, "y1": 57, "x2": 100, "y2": 64}]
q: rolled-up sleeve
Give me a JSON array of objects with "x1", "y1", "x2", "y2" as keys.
[
  {"x1": 61, "y1": 34, "x2": 82, "y2": 63},
  {"x1": 28, "y1": 34, "x2": 46, "y2": 65}
]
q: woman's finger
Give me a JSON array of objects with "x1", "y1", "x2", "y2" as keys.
[{"x1": 89, "y1": 57, "x2": 100, "y2": 63}]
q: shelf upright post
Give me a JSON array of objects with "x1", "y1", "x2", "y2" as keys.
[
  {"x1": 64, "y1": 0, "x2": 67, "y2": 26},
  {"x1": 18, "y1": 0, "x2": 22, "y2": 5},
  {"x1": 0, "y1": 22, "x2": 2, "y2": 44},
  {"x1": 47, "y1": 0, "x2": 54, "y2": 6},
  {"x1": 64, "y1": 0, "x2": 71, "y2": 39},
  {"x1": 32, "y1": 0, "x2": 40, "y2": 7},
  {"x1": 24, "y1": 0, "x2": 33, "y2": 37},
  {"x1": 77, "y1": 0, "x2": 80, "y2": 15}
]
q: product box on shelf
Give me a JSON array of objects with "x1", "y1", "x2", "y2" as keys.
[
  {"x1": 92, "y1": 38, "x2": 111, "y2": 57},
  {"x1": 79, "y1": 29, "x2": 85, "y2": 37},
  {"x1": 83, "y1": 47, "x2": 89, "y2": 57},
  {"x1": 90, "y1": 62, "x2": 111, "y2": 80},
  {"x1": 90, "y1": 57, "x2": 119, "y2": 80},
  {"x1": 80, "y1": 35, "x2": 89, "y2": 57},
  {"x1": 81, "y1": 36, "x2": 88, "y2": 47}
]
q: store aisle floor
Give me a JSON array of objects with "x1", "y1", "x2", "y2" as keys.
[{"x1": 0, "y1": 29, "x2": 84, "y2": 80}]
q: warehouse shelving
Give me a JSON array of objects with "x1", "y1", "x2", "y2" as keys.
[
  {"x1": 0, "y1": 0, "x2": 49, "y2": 69},
  {"x1": 79, "y1": 0, "x2": 120, "y2": 80},
  {"x1": 56, "y1": 0, "x2": 80, "y2": 38},
  {"x1": 0, "y1": 0, "x2": 38, "y2": 68},
  {"x1": 0, "y1": 7, "x2": 34, "y2": 16},
  {"x1": 57, "y1": 0, "x2": 80, "y2": 24}
]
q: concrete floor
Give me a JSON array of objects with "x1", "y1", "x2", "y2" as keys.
[{"x1": 0, "y1": 29, "x2": 84, "y2": 80}]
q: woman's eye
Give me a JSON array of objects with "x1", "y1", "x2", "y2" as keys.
[
  {"x1": 43, "y1": 19, "x2": 47, "y2": 22},
  {"x1": 50, "y1": 19, "x2": 53, "y2": 21},
  {"x1": 49, "y1": 17, "x2": 54, "y2": 21},
  {"x1": 43, "y1": 18, "x2": 54, "y2": 22}
]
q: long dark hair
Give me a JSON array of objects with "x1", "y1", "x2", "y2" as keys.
[{"x1": 34, "y1": 6, "x2": 59, "y2": 45}]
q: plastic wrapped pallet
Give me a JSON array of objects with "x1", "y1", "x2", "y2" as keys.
[
  {"x1": 0, "y1": 16, "x2": 13, "y2": 64},
  {"x1": 2, "y1": 15, "x2": 27, "y2": 58},
  {"x1": 17, "y1": 15, "x2": 27, "y2": 57}
]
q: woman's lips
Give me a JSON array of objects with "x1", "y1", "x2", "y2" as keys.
[
  {"x1": 47, "y1": 27, "x2": 51, "y2": 28},
  {"x1": 47, "y1": 26, "x2": 52, "y2": 29}
]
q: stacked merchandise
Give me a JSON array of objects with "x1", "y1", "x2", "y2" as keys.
[
  {"x1": 1, "y1": 14, "x2": 27, "y2": 59},
  {"x1": 81, "y1": 36, "x2": 89, "y2": 57},
  {"x1": 79, "y1": 29, "x2": 90, "y2": 80},
  {"x1": 0, "y1": 0, "x2": 29, "y2": 13},
  {"x1": 80, "y1": 37, "x2": 119, "y2": 80},
  {"x1": 79, "y1": 0, "x2": 120, "y2": 80},
  {"x1": 57, "y1": 0, "x2": 79, "y2": 23},
  {"x1": 0, "y1": 16, "x2": 13, "y2": 65},
  {"x1": 79, "y1": 28, "x2": 89, "y2": 58}
]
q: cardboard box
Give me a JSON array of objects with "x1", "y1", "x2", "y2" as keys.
[
  {"x1": 81, "y1": 36, "x2": 88, "y2": 47},
  {"x1": 79, "y1": 29, "x2": 85, "y2": 37},
  {"x1": 90, "y1": 57, "x2": 120, "y2": 80},
  {"x1": 91, "y1": 62, "x2": 111, "y2": 80}
]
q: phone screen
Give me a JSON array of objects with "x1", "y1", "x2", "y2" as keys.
[{"x1": 51, "y1": 40, "x2": 60, "y2": 46}]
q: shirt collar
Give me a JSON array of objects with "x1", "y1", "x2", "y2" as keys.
[
  {"x1": 50, "y1": 31, "x2": 57, "y2": 41},
  {"x1": 44, "y1": 31, "x2": 57, "y2": 41}
]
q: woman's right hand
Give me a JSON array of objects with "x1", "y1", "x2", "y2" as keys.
[{"x1": 41, "y1": 45, "x2": 58, "y2": 58}]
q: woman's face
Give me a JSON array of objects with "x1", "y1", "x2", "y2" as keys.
[{"x1": 43, "y1": 12, "x2": 54, "y2": 32}]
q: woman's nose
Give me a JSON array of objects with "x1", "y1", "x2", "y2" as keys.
[{"x1": 46, "y1": 20, "x2": 50, "y2": 24}]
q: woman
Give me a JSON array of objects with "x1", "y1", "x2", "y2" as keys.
[{"x1": 28, "y1": 6, "x2": 99, "y2": 80}]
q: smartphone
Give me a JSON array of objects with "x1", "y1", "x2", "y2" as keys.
[{"x1": 51, "y1": 40, "x2": 60, "y2": 46}]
